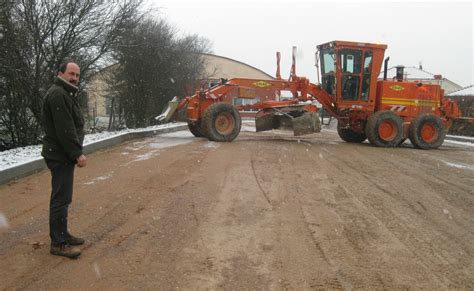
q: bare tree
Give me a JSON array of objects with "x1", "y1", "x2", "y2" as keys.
[
  {"x1": 111, "y1": 18, "x2": 212, "y2": 128},
  {"x1": 0, "y1": 0, "x2": 144, "y2": 149}
]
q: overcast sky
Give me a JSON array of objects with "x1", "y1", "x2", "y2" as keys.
[{"x1": 147, "y1": 0, "x2": 473, "y2": 86}]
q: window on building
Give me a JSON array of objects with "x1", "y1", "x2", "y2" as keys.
[{"x1": 207, "y1": 79, "x2": 220, "y2": 88}]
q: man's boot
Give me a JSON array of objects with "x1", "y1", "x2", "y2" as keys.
[
  {"x1": 66, "y1": 233, "x2": 85, "y2": 246},
  {"x1": 50, "y1": 244, "x2": 81, "y2": 259}
]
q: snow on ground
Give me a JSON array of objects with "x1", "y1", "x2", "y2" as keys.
[
  {"x1": 84, "y1": 172, "x2": 114, "y2": 185},
  {"x1": 0, "y1": 122, "x2": 185, "y2": 171},
  {"x1": 446, "y1": 135, "x2": 474, "y2": 141},
  {"x1": 148, "y1": 131, "x2": 195, "y2": 150},
  {"x1": 443, "y1": 140, "x2": 474, "y2": 147},
  {"x1": 0, "y1": 211, "x2": 8, "y2": 229},
  {"x1": 441, "y1": 161, "x2": 474, "y2": 171}
]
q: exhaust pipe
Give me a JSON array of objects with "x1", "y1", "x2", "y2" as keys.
[{"x1": 383, "y1": 57, "x2": 390, "y2": 80}]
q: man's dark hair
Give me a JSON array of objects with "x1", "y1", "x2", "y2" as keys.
[{"x1": 58, "y1": 60, "x2": 75, "y2": 73}]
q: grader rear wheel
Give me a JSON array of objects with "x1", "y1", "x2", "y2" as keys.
[
  {"x1": 202, "y1": 103, "x2": 241, "y2": 142},
  {"x1": 187, "y1": 121, "x2": 205, "y2": 137},
  {"x1": 365, "y1": 111, "x2": 403, "y2": 147},
  {"x1": 337, "y1": 122, "x2": 367, "y2": 143},
  {"x1": 409, "y1": 114, "x2": 445, "y2": 149}
]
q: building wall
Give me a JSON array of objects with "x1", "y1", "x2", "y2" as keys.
[
  {"x1": 87, "y1": 65, "x2": 117, "y2": 118},
  {"x1": 201, "y1": 54, "x2": 274, "y2": 80}
]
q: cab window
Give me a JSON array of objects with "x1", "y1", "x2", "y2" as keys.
[
  {"x1": 320, "y1": 49, "x2": 336, "y2": 95},
  {"x1": 339, "y1": 49, "x2": 361, "y2": 74},
  {"x1": 361, "y1": 51, "x2": 373, "y2": 101},
  {"x1": 339, "y1": 49, "x2": 362, "y2": 100}
]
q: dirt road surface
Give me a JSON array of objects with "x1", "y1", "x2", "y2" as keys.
[{"x1": 1, "y1": 126, "x2": 473, "y2": 290}]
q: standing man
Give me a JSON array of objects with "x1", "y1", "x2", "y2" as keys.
[{"x1": 42, "y1": 61, "x2": 87, "y2": 259}]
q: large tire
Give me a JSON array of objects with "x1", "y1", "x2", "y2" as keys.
[
  {"x1": 337, "y1": 122, "x2": 367, "y2": 143},
  {"x1": 187, "y1": 121, "x2": 205, "y2": 137},
  {"x1": 202, "y1": 103, "x2": 241, "y2": 142},
  {"x1": 409, "y1": 114, "x2": 445, "y2": 149},
  {"x1": 365, "y1": 111, "x2": 403, "y2": 147}
]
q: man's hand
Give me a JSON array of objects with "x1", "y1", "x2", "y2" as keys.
[{"x1": 76, "y1": 154, "x2": 87, "y2": 167}]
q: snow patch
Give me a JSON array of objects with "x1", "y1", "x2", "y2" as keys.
[
  {"x1": 204, "y1": 142, "x2": 220, "y2": 149},
  {"x1": 446, "y1": 134, "x2": 474, "y2": 141},
  {"x1": 241, "y1": 125, "x2": 256, "y2": 132},
  {"x1": 0, "y1": 123, "x2": 185, "y2": 171},
  {"x1": 442, "y1": 161, "x2": 474, "y2": 171},
  {"x1": 0, "y1": 212, "x2": 9, "y2": 229},
  {"x1": 133, "y1": 152, "x2": 156, "y2": 162},
  {"x1": 84, "y1": 172, "x2": 113, "y2": 185},
  {"x1": 148, "y1": 131, "x2": 194, "y2": 149},
  {"x1": 443, "y1": 209, "x2": 453, "y2": 219},
  {"x1": 444, "y1": 140, "x2": 474, "y2": 147},
  {"x1": 93, "y1": 261, "x2": 102, "y2": 278}
]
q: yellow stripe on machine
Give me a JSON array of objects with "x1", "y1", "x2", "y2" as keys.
[{"x1": 381, "y1": 97, "x2": 439, "y2": 107}]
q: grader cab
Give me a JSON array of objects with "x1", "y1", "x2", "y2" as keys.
[{"x1": 157, "y1": 40, "x2": 463, "y2": 149}]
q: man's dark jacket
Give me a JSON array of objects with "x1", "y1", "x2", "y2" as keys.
[{"x1": 41, "y1": 77, "x2": 85, "y2": 164}]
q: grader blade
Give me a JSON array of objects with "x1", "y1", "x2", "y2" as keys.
[
  {"x1": 155, "y1": 96, "x2": 179, "y2": 123},
  {"x1": 255, "y1": 112, "x2": 293, "y2": 132},
  {"x1": 255, "y1": 113, "x2": 278, "y2": 132},
  {"x1": 292, "y1": 112, "x2": 321, "y2": 136},
  {"x1": 256, "y1": 110, "x2": 321, "y2": 136}
]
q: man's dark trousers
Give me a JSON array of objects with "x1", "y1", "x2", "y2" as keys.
[{"x1": 46, "y1": 159, "x2": 75, "y2": 245}]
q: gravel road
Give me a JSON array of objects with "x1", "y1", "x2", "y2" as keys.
[{"x1": 1, "y1": 128, "x2": 473, "y2": 290}]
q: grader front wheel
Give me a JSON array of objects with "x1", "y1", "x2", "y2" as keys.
[{"x1": 202, "y1": 103, "x2": 241, "y2": 142}]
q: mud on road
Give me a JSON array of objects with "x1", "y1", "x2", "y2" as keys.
[{"x1": 1, "y1": 128, "x2": 473, "y2": 290}]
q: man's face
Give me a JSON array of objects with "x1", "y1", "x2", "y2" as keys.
[{"x1": 58, "y1": 63, "x2": 81, "y2": 85}]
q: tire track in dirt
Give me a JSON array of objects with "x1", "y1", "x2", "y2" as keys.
[
  {"x1": 295, "y1": 139, "x2": 473, "y2": 288},
  {"x1": 182, "y1": 140, "x2": 275, "y2": 289},
  {"x1": 289, "y1": 144, "x2": 444, "y2": 288},
  {"x1": 250, "y1": 158, "x2": 272, "y2": 207},
  {"x1": 326, "y1": 144, "x2": 474, "y2": 248},
  {"x1": 249, "y1": 139, "x2": 344, "y2": 289},
  {"x1": 287, "y1": 142, "x2": 392, "y2": 289}
]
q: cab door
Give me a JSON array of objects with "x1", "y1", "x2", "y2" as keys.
[
  {"x1": 337, "y1": 48, "x2": 373, "y2": 104},
  {"x1": 338, "y1": 48, "x2": 362, "y2": 101}
]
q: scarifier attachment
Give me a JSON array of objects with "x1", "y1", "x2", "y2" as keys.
[
  {"x1": 255, "y1": 107, "x2": 321, "y2": 136},
  {"x1": 155, "y1": 96, "x2": 180, "y2": 123}
]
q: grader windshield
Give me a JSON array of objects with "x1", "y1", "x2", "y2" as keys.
[{"x1": 320, "y1": 48, "x2": 336, "y2": 96}]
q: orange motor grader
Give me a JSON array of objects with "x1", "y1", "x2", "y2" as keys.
[{"x1": 157, "y1": 40, "x2": 462, "y2": 149}]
